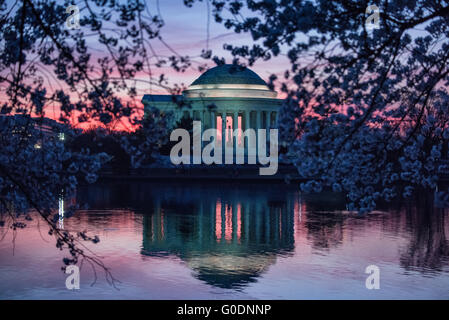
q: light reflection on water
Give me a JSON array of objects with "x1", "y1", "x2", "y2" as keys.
[{"x1": 0, "y1": 181, "x2": 449, "y2": 299}]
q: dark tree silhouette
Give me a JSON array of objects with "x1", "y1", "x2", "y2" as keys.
[
  {"x1": 187, "y1": 0, "x2": 449, "y2": 212},
  {"x1": 1, "y1": 0, "x2": 449, "y2": 286},
  {"x1": 0, "y1": 0, "x2": 199, "y2": 284}
]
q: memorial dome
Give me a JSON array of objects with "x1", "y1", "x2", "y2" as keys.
[
  {"x1": 191, "y1": 64, "x2": 267, "y2": 86},
  {"x1": 183, "y1": 64, "x2": 277, "y2": 99}
]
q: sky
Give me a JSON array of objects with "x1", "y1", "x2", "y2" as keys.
[
  {"x1": 136, "y1": 0, "x2": 290, "y2": 92},
  {"x1": 0, "y1": 0, "x2": 291, "y2": 130},
  {"x1": 1, "y1": 0, "x2": 443, "y2": 131}
]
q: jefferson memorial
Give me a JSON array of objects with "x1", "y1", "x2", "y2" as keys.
[{"x1": 142, "y1": 64, "x2": 282, "y2": 151}]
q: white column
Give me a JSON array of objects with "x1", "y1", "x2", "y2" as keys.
[
  {"x1": 245, "y1": 110, "x2": 250, "y2": 131},
  {"x1": 256, "y1": 111, "x2": 262, "y2": 159},
  {"x1": 210, "y1": 110, "x2": 215, "y2": 130},
  {"x1": 192, "y1": 109, "x2": 201, "y2": 164},
  {"x1": 222, "y1": 112, "x2": 226, "y2": 144},
  {"x1": 265, "y1": 111, "x2": 271, "y2": 142},
  {"x1": 200, "y1": 110, "x2": 205, "y2": 149},
  {"x1": 244, "y1": 111, "x2": 250, "y2": 158},
  {"x1": 233, "y1": 111, "x2": 239, "y2": 146},
  {"x1": 266, "y1": 111, "x2": 270, "y2": 131},
  {"x1": 233, "y1": 111, "x2": 239, "y2": 131},
  {"x1": 223, "y1": 112, "x2": 233, "y2": 164}
]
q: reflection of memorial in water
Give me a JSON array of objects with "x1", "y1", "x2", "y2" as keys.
[
  {"x1": 140, "y1": 185, "x2": 296, "y2": 289},
  {"x1": 74, "y1": 182, "x2": 449, "y2": 290}
]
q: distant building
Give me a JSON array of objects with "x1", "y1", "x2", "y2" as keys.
[{"x1": 0, "y1": 114, "x2": 72, "y2": 148}]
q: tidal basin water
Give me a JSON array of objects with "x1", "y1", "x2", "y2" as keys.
[{"x1": 1, "y1": 181, "x2": 449, "y2": 299}]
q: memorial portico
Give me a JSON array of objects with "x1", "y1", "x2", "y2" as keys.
[{"x1": 142, "y1": 64, "x2": 282, "y2": 155}]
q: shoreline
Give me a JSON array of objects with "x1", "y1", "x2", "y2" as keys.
[{"x1": 98, "y1": 164, "x2": 303, "y2": 183}]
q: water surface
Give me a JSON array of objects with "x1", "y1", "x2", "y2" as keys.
[{"x1": 1, "y1": 182, "x2": 448, "y2": 299}]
